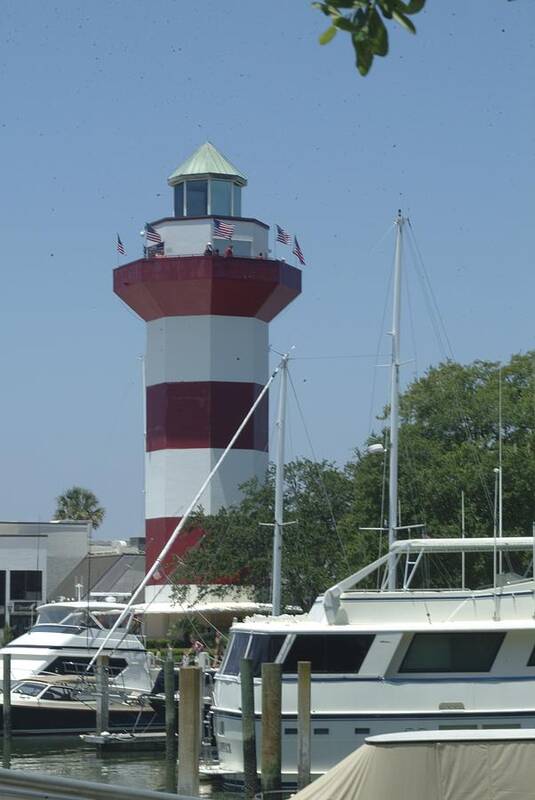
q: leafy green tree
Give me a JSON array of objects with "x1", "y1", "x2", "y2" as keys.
[
  {"x1": 352, "y1": 352, "x2": 535, "y2": 586},
  {"x1": 171, "y1": 352, "x2": 534, "y2": 607},
  {"x1": 54, "y1": 486, "x2": 105, "y2": 530},
  {"x1": 171, "y1": 459, "x2": 355, "y2": 611},
  {"x1": 314, "y1": 0, "x2": 426, "y2": 75}
]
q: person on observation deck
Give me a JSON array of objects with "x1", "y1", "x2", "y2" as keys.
[
  {"x1": 224, "y1": 244, "x2": 234, "y2": 258},
  {"x1": 204, "y1": 242, "x2": 213, "y2": 255}
]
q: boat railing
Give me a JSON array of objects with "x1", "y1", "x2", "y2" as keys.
[
  {"x1": 323, "y1": 535, "x2": 535, "y2": 622},
  {"x1": 0, "y1": 767, "x2": 197, "y2": 800}
]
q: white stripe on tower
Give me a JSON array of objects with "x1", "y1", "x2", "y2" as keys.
[
  {"x1": 145, "y1": 314, "x2": 269, "y2": 524},
  {"x1": 145, "y1": 316, "x2": 268, "y2": 386}
]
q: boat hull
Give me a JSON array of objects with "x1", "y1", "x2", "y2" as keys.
[
  {"x1": 0, "y1": 699, "x2": 164, "y2": 737},
  {"x1": 213, "y1": 707, "x2": 535, "y2": 782}
]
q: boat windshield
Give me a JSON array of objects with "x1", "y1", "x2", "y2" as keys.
[
  {"x1": 35, "y1": 605, "x2": 130, "y2": 630},
  {"x1": 35, "y1": 606, "x2": 93, "y2": 628},
  {"x1": 12, "y1": 682, "x2": 46, "y2": 697}
]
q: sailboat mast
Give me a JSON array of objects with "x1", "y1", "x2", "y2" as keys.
[
  {"x1": 272, "y1": 354, "x2": 288, "y2": 616},
  {"x1": 388, "y1": 212, "x2": 404, "y2": 590}
]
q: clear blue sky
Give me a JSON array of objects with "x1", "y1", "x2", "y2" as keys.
[{"x1": 0, "y1": 1, "x2": 533, "y2": 539}]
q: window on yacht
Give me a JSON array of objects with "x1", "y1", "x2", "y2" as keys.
[
  {"x1": 399, "y1": 632, "x2": 505, "y2": 673},
  {"x1": 35, "y1": 606, "x2": 92, "y2": 628},
  {"x1": 41, "y1": 686, "x2": 75, "y2": 702},
  {"x1": 526, "y1": 646, "x2": 535, "y2": 667},
  {"x1": 90, "y1": 611, "x2": 129, "y2": 630},
  {"x1": 248, "y1": 634, "x2": 287, "y2": 677},
  {"x1": 45, "y1": 656, "x2": 128, "y2": 677},
  {"x1": 220, "y1": 632, "x2": 250, "y2": 675},
  {"x1": 282, "y1": 634, "x2": 374, "y2": 674},
  {"x1": 12, "y1": 682, "x2": 45, "y2": 697}
]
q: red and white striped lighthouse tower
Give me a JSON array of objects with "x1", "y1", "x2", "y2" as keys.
[{"x1": 114, "y1": 143, "x2": 301, "y2": 603}]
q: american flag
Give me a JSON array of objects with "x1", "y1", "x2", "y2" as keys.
[
  {"x1": 213, "y1": 219, "x2": 235, "y2": 239},
  {"x1": 116, "y1": 234, "x2": 126, "y2": 255},
  {"x1": 293, "y1": 236, "x2": 306, "y2": 266},
  {"x1": 145, "y1": 223, "x2": 162, "y2": 243},
  {"x1": 276, "y1": 225, "x2": 290, "y2": 245}
]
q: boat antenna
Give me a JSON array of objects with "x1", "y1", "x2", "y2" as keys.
[
  {"x1": 498, "y1": 366, "x2": 503, "y2": 574},
  {"x1": 387, "y1": 210, "x2": 404, "y2": 590},
  {"x1": 461, "y1": 490, "x2": 466, "y2": 590},
  {"x1": 272, "y1": 353, "x2": 289, "y2": 616},
  {"x1": 259, "y1": 351, "x2": 296, "y2": 616}
]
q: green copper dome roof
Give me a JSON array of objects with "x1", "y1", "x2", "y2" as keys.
[{"x1": 168, "y1": 142, "x2": 247, "y2": 187}]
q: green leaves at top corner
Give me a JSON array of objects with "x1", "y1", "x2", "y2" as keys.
[
  {"x1": 392, "y1": 9, "x2": 416, "y2": 34},
  {"x1": 319, "y1": 25, "x2": 338, "y2": 45},
  {"x1": 368, "y1": 8, "x2": 389, "y2": 56}
]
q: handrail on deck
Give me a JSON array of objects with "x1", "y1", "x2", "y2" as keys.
[{"x1": 0, "y1": 767, "x2": 197, "y2": 800}]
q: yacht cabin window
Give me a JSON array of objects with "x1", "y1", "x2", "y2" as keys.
[
  {"x1": 399, "y1": 632, "x2": 505, "y2": 673},
  {"x1": 35, "y1": 606, "x2": 129, "y2": 630},
  {"x1": 248, "y1": 634, "x2": 286, "y2": 676},
  {"x1": 46, "y1": 655, "x2": 128, "y2": 677},
  {"x1": 282, "y1": 634, "x2": 374, "y2": 674},
  {"x1": 221, "y1": 633, "x2": 286, "y2": 676},
  {"x1": 221, "y1": 632, "x2": 250, "y2": 676},
  {"x1": 41, "y1": 686, "x2": 75, "y2": 702},
  {"x1": 12, "y1": 682, "x2": 45, "y2": 697}
]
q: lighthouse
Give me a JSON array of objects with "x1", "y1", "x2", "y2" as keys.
[{"x1": 114, "y1": 143, "x2": 301, "y2": 603}]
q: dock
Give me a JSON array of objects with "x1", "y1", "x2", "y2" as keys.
[{"x1": 81, "y1": 731, "x2": 171, "y2": 752}]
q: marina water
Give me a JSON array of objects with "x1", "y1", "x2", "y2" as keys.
[{"x1": 3, "y1": 736, "x2": 241, "y2": 798}]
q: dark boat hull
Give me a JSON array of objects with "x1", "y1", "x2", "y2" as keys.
[{"x1": 0, "y1": 702, "x2": 164, "y2": 737}]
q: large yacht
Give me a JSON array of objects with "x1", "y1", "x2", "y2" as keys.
[
  {"x1": 0, "y1": 598, "x2": 156, "y2": 694},
  {"x1": 212, "y1": 536, "x2": 535, "y2": 779},
  {"x1": 211, "y1": 213, "x2": 534, "y2": 780}
]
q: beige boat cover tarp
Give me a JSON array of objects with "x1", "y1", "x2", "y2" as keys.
[{"x1": 291, "y1": 740, "x2": 535, "y2": 800}]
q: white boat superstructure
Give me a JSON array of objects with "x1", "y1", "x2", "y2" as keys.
[
  {"x1": 213, "y1": 538, "x2": 535, "y2": 778},
  {"x1": 0, "y1": 599, "x2": 155, "y2": 694}
]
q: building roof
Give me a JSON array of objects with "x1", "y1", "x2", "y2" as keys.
[
  {"x1": 52, "y1": 554, "x2": 145, "y2": 601},
  {"x1": 168, "y1": 142, "x2": 247, "y2": 187}
]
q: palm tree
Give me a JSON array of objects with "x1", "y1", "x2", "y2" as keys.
[{"x1": 54, "y1": 486, "x2": 105, "y2": 530}]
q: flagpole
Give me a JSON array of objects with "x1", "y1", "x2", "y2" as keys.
[{"x1": 274, "y1": 224, "x2": 277, "y2": 260}]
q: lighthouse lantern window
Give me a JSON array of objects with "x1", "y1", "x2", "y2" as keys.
[
  {"x1": 210, "y1": 179, "x2": 232, "y2": 216},
  {"x1": 174, "y1": 183, "x2": 185, "y2": 218},
  {"x1": 186, "y1": 179, "x2": 208, "y2": 216},
  {"x1": 233, "y1": 183, "x2": 242, "y2": 216}
]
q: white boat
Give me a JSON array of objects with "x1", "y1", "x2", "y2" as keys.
[
  {"x1": 0, "y1": 599, "x2": 156, "y2": 695},
  {"x1": 212, "y1": 536, "x2": 535, "y2": 779},
  {"x1": 0, "y1": 675, "x2": 160, "y2": 736},
  {"x1": 211, "y1": 214, "x2": 535, "y2": 780}
]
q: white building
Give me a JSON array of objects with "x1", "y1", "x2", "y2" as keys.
[{"x1": 0, "y1": 521, "x2": 90, "y2": 636}]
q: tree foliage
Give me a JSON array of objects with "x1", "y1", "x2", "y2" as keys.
[
  {"x1": 314, "y1": 0, "x2": 426, "y2": 75},
  {"x1": 54, "y1": 485, "x2": 105, "y2": 529},
  {"x1": 172, "y1": 459, "x2": 355, "y2": 611},
  {"x1": 354, "y1": 353, "x2": 535, "y2": 586},
  {"x1": 171, "y1": 352, "x2": 534, "y2": 609}
]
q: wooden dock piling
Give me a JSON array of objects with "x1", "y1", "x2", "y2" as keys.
[
  {"x1": 240, "y1": 658, "x2": 258, "y2": 798},
  {"x1": 297, "y1": 660, "x2": 311, "y2": 789},
  {"x1": 177, "y1": 665, "x2": 201, "y2": 796},
  {"x1": 261, "y1": 662, "x2": 282, "y2": 796},
  {"x1": 164, "y1": 650, "x2": 176, "y2": 753},
  {"x1": 96, "y1": 655, "x2": 110, "y2": 735},
  {"x1": 2, "y1": 654, "x2": 11, "y2": 767}
]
